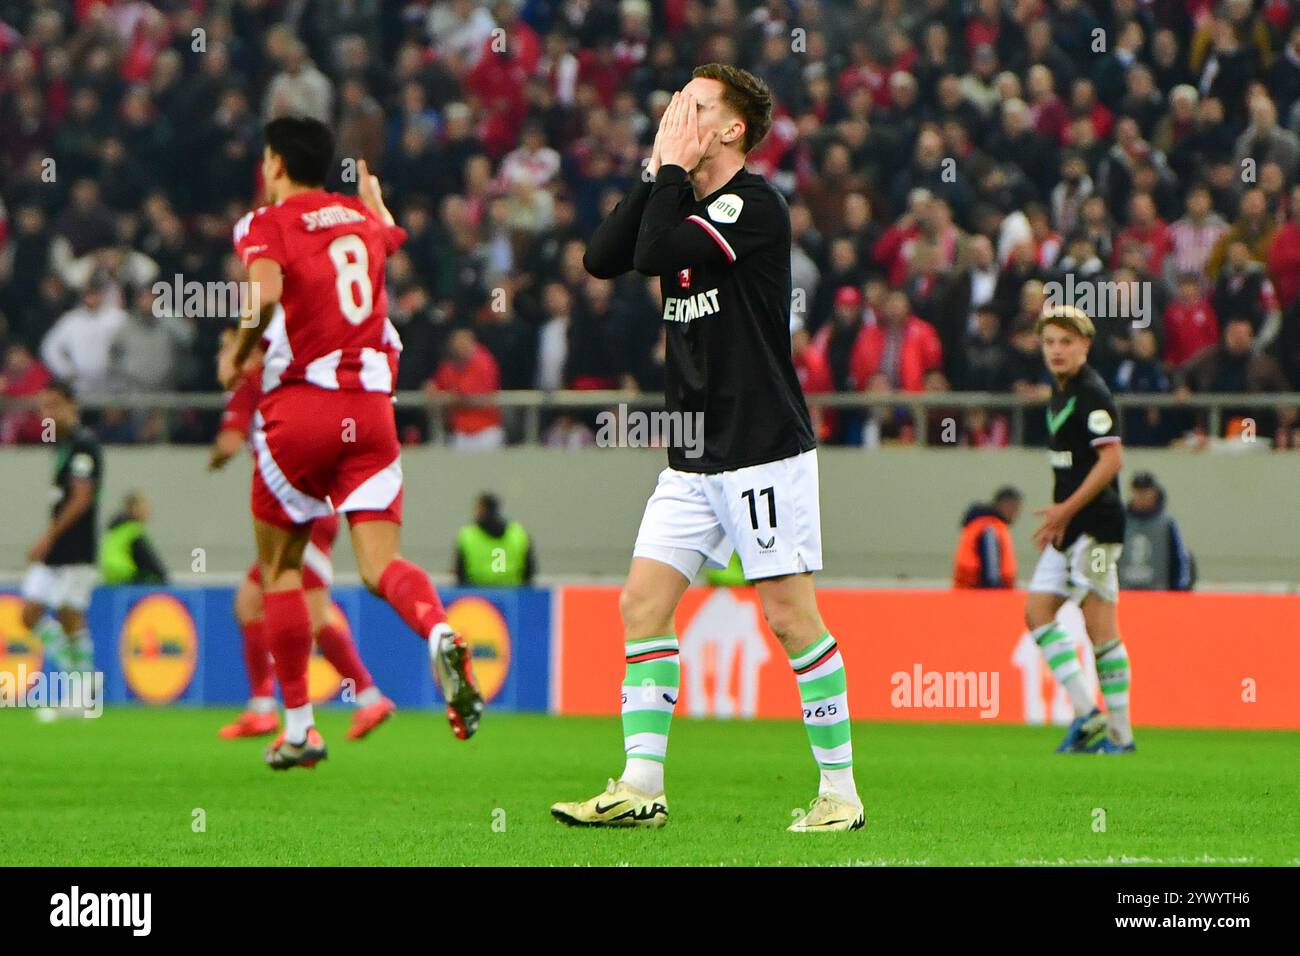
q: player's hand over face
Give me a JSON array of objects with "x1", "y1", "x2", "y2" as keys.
[
  {"x1": 658, "y1": 91, "x2": 717, "y2": 173},
  {"x1": 1031, "y1": 503, "x2": 1070, "y2": 550}
]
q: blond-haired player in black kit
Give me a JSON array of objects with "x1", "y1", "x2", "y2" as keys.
[
  {"x1": 550, "y1": 65, "x2": 864, "y2": 832},
  {"x1": 1028, "y1": 305, "x2": 1135, "y2": 754}
]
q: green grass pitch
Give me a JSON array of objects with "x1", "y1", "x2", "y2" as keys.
[{"x1": 3, "y1": 707, "x2": 1296, "y2": 866}]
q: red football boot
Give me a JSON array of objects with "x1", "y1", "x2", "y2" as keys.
[
  {"x1": 218, "y1": 709, "x2": 280, "y2": 740},
  {"x1": 347, "y1": 696, "x2": 396, "y2": 740}
]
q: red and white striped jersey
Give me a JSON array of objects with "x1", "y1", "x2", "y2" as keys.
[{"x1": 232, "y1": 192, "x2": 407, "y2": 395}]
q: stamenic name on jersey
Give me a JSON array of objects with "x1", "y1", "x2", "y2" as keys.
[
  {"x1": 301, "y1": 205, "x2": 368, "y2": 231},
  {"x1": 662, "y1": 288, "x2": 720, "y2": 323}
]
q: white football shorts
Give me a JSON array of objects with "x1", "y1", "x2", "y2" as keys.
[
  {"x1": 1028, "y1": 533, "x2": 1123, "y2": 604},
  {"x1": 633, "y1": 449, "x2": 823, "y2": 582},
  {"x1": 21, "y1": 563, "x2": 100, "y2": 612}
]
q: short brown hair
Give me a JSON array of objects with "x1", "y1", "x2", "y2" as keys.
[
  {"x1": 691, "y1": 63, "x2": 773, "y2": 153},
  {"x1": 1036, "y1": 304, "x2": 1095, "y2": 338}
]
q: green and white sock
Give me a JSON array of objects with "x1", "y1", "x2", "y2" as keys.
[
  {"x1": 1094, "y1": 639, "x2": 1133, "y2": 745},
  {"x1": 1031, "y1": 621, "x2": 1095, "y2": 717},
  {"x1": 32, "y1": 617, "x2": 70, "y2": 671},
  {"x1": 619, "y1": 634, "x2": 679, "y2": 795},
  {"x1": 65, "y1": 627, "x2": 94, "y2": 672},
  {"x1": 788, "y1": 633, "x2": 858, "y2": 804},
  {"x1": 64, "y1": 627, "x2": 96, "y2": 709}
]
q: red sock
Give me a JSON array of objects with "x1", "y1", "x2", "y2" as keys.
[
  {"x1": 315, "y1": 617, "x2": 374, "y2": 694},
  {"x1": 240, "y1": 619, "x2": 276, "y2": 699},
  {"x1": 377, "y1": 558, "x2": 446, "y2": 640},
  {"x1": 263, "y1": 589, "x2": 312, "y2": 709}
]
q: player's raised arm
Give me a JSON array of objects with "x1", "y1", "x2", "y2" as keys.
[
  {"x1": 583, "y1": 179, "x2": 655, "y2": 279},
  {"x1": 632, "y1": 165, "x2": 734, "y2": 276},
  {"x1": 357, "y1": 158, "x2": 396, "y2": 227},
  {"x1": 581, "y1": 99, "x2": 670, "y2": 279}
]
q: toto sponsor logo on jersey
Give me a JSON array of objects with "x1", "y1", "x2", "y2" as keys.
[
  {"x1": 1088, "y1": 409, "x2": 1113, "y2": 434},
  {"x1": 662, "y1": 288, "x2": 721, "y2": 324},
  {"x1": 707, "y1": 194, "x2": 743, "y2": 224}
]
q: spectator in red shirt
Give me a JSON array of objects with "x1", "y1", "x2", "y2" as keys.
[
  {"x1": 1113, "y1": 193, "x2": 1173, "y2": 273},
  {"x1": 0, "y1": 342, "x2": 53, "y2": 444},
  {"x1": 1266, "y1": 184, "x2": 1300, "y2": 308},
  {"x1": 1027, "y1": 65, "x2": 1070, "y2": 146},
  {"x1": 429, "y1": 328, "x2": 504, "y2": 450},
  {"x1": 486, "y1": 1, "x2": 542, "y2": 75},
  {"x1": 964, "y1": 0, "x2": 1006, "y2": 57},
  {"x1": 1163, "y1": 273, "x2": 1221, "y2": 368},
  {"x1": 1069, "y1": 76, "x2": 1115, "y2": 144},
  {"x1": 851, "y1": 290, "x2": 944, "y2": 393},
  {"x1": 838, "y1": 38, "x2": 890, "y2": 108},
  {"x1": 463, "y1": 47, "x2": 529, "y2": 161},
  {"x1": 792, "y1": 327, "x2": 833, "y2": 441},
  {"x1": 576, "y1": 38, "x2": 623, "y2": 107},
  {"x1": 872, "y1": 189, "x2": 928, "y2": 288}
]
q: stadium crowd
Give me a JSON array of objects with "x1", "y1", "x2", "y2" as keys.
[{"x1": 2, "y1": 0, "x2": 1300, "y2": 448}]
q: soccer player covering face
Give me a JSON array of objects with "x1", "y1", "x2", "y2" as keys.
[
  {"x1": 219, "y1": 117, "x2": 483, "y2": 770},
  {"x1": 550, "y1": 66, "x2": 864, "y2": 832},
  {"x1": 1027, "y1": 305, "x2": 1135, "y2": 754}
]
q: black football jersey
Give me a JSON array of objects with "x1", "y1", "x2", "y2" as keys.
[
  {"x1": 1046, "y1": 364, "x2": 1125, "y2": 546},
  {"x1": 47, "y1": 423, "x2": 103, "y2": 565},
  {"x1": 584, "y1": 164, "x2": 815, "y2": 473}
]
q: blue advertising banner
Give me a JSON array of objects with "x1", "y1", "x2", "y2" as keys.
[{"x1": 0, "y1": 586, "x2": 551, "y2": 712}]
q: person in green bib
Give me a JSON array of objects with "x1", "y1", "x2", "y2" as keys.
[
  {"x1": 454, "y1": 493, "x2": 536, "y2": 587},
  {"x1": 99, "y1": 491, "x2": 169, "y2": 585}
]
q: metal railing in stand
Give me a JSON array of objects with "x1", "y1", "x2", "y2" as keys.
[{"x1": 3, "y1": 390, "x2": 1298, "y2": 447}]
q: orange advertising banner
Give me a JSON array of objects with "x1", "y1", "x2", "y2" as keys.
[{"x1": 555, "y1": 587, "x2": 1300, "y2": 730}]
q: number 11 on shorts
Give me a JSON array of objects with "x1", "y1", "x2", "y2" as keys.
[{"x1": 741, "y1": 486, "x2": 777, "y2": 530}]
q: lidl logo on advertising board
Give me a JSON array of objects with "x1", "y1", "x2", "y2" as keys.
[{"x1": 120, "y1": 594, "x2": 198, "y2": 704}]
